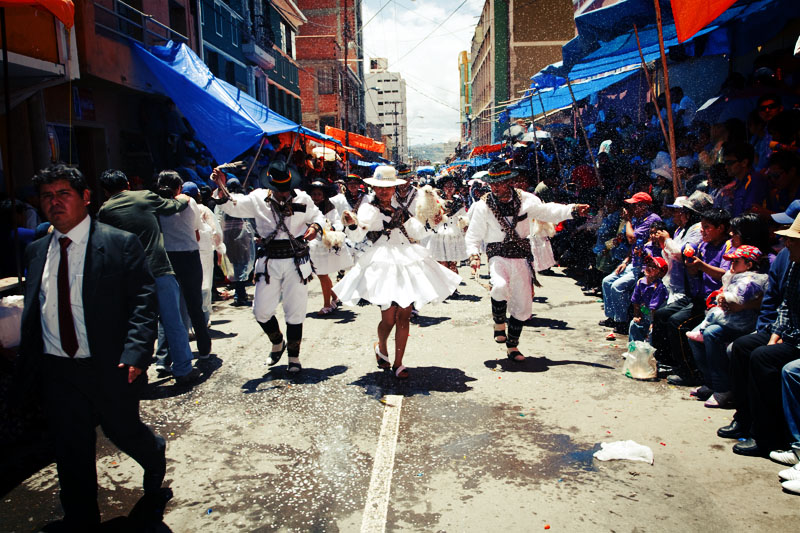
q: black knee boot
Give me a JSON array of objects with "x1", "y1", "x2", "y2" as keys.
[
  {"x1": 491, "y1": 298, "x2": 507, "y2": 324},
  {"x1": 506, "y1": 317, "x2": 525, "y2": 361},
  {"x1": 286, "y1": 323, "x2": 303, "y2": 373},
  {"x1": 259, "y1": 317, "x2": 285, "y2": 365}
]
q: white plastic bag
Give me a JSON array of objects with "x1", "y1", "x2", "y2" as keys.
[
  {"x1": 593, "y1": 440, "x2": 654, "y2": 464},
  {"x1": 623, "y1": 341, "x2": 657, "y2": 380},
  {"x1": 0, "y1": 295, "x2": 24, "y2": 348}
]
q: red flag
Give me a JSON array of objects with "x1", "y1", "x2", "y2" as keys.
[
  {"x1": 671, "y1": 0, "x2": 737, "y2": 42},
  {"x1": 0, "y1": 0, "x2": 74, "y2": 28}
]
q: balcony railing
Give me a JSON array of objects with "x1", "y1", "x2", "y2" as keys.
[{"x1": 94, "y1": 0, "x2": 188, "y2": 47}]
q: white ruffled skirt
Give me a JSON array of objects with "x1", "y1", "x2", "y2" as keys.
[
  {"x1": 425, "y1": 227, "x2": 468, "y2": 262},
  {"x1": 333, "y1": 241, "x2": 461, "y2": 309},
  {"x1": 530, "y1": 235, "x2": 556, "y2": 272},
  {"x1": 309, "y1": 240, "x2": 353, "y2": 276}
]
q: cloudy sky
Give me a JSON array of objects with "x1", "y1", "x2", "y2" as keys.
[{"x1": 361, "y1": 0, "x2": 485, "y2": 146}]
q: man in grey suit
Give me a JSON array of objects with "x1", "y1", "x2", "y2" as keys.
[{"x1": 18, "y1": 165, "x2": 169, "y2": 531}]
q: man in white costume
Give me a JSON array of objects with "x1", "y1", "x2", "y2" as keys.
[
  {"x1": 213, "y1": 161, "x2": 325, "y2": 373},
  {"x1": 466, "y1": 162, "x2": 589, "y2": 362}
]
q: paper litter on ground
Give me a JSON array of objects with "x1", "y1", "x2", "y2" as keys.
[{"x1": 593, "y1": 440, "x2": 654, "y2": 464}]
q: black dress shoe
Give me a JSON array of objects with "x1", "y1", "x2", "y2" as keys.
[
  {"x1": 717, "y1": 420, "x2": 746, "y2": 439},
  {"x1": 657, "y1": 363, "x2": 675, "y2": 377},
  {"x1": 733, "y1": 438, "x2": 768, "y2": 457},
  {"x1": 598, "y1": 317, "x2": 615, "y2": 327}
]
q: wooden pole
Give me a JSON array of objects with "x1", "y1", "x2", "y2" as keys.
[
  {"x1": 653, "y1": 0, "x2": 680, "y2": 197},
  {"x1": 535, "y1": 90, "x2": 563, "y2": 171},
  {"x1": 565, "y1": 78, "x2": 598, "y2": 179},
  {"x1": 528, "y1": 101, "x2": 541, "y2": 182},
  {"x1": 634, "y1": 24, "x2": 669, "y2": 149}
]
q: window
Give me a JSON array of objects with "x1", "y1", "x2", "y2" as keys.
[
  {"x1": 290, "y1": 31, "x2": 296, "y2": 60},
  {"x1": 206, "y1": 50, "x2": 219, "y2": 77},
  {"x1": 280, "y1": 21, "x2": 287, "y2": 53},
  {"x1": 225, "y1": 60, "x2": 235, "y2": 85},
  {"x1": 318, "y1": 68, "x2": 334, "y2": 94},
  {"x1": 214, "y1": 2, "x2": 223, "y2": 36},
  {"x1": 255, "y1": 75, "x2": 267, "y2": 105},
  {"x1": 231, "y1": 20, "x2": 239, "y2": 46}
]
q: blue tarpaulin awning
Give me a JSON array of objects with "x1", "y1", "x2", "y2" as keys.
[{"x1": 132, "y1": 40, "x2": 301, "y2": 164}]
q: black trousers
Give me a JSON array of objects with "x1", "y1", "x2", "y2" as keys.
[
  {"x1": 167, "y1": 250, "x2": 211, "y2": 354},
  {"x1": 652, "y1": 296, "x2": 705, "y2": 376},
  {"x1": 731, "y1": 330, "x2": 797, "y2": 449},
  {"x1": 41, "y1": 355, "x2": 165, "y2": 528}
]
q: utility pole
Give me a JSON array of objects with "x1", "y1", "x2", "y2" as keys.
[
  {"x1": 343, "y1": 0, "x2": 350, "y2": 173},
  {"x1": 392, "y1": 101, "x2": 400, "y2": 163}
]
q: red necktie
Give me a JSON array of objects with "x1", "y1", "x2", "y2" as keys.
[{"x1": 58, "y1": 236, "x2": 79, "y2": 357}]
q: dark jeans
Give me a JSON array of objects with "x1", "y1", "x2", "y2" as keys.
[
  {"x1": 652, "y1": 296, "x2": 705, "y2": 376},
  {"x1": 162, "y1": 250, "x2": 211, "y2": 355},
  {"x1": 731, "y1": 330, "x2": 798, "y2": 449},
  {"x1": 42, "y1": 356, "x2": 165, "y2": 528}
]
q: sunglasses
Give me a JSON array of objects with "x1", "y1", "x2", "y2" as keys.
[
  {"x1": 723, "y1": 159, "x2": 740, "y2": 166},
  {"x1": 759, "y1": 103, "x2": 780, "y2": 112}
]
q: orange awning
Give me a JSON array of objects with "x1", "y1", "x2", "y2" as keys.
[
  {"x1": 468, "y1": 143, "x2": 504, "y2": 159},
  {"x1": 0, "y1": 0, "x2": 74, "y2": 28},
  {"x1": 325, "y1": 126, "x2": 385, "y2": 155},
  {"x1": 671, "y1": 0, "x2": 737, "y2": 42}
]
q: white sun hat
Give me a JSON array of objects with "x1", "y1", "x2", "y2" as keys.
[{"x1": 364, "y1": 165, "x2": 407, "y2": 187}]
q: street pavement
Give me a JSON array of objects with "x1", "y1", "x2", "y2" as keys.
[{"x1": 2, "y1": 266, "x2": 799, "y2": 532}]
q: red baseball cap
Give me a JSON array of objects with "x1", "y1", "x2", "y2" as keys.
[
  {"x1": 624, "y1": 192, "x2": 653, "y2": 204},
  {"x1": 645, "y1": 256, "x2": 668, "y2": 271},
  {"x1": 723, "y1": 245, "x2": 763, "y2": 262}
]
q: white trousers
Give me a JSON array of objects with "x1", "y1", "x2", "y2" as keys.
[
  {"x1": 200, "y1": 248, "x2": 214, "y2": 318},
  {"x1": 488, "y1": 256, "x2": 532, "y2": 321},
  {"x1": 253, "y1": 256, "x2": 308, "y2": 324}
]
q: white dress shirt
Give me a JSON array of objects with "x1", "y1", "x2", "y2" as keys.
[
  {"x1": 39, "y1": 215, "x2": 91, "y2": 358},
  {"x1": 216, "y1": 188, "x2": 325, "y2": 239}
]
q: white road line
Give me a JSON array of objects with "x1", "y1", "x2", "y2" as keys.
[{"x1": 361, "y1": 395, "x2": 404, "y2": 533}]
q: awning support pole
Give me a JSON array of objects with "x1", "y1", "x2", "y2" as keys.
[
  {"x1": 242, "y1": 134, "x2": 266, "y2": 189},
  {"x1": 634, "y1": 24, "x2": 670, "y2": 150},
  {"x1": 535, "y1": 90, "x2": 562, "y2": 172},
  {"x1": 653, "y1": 0, "x2": 681, "y2": 197},
  {"x1": 565, "y1": 78, "x2": 598, "y2": 180}
]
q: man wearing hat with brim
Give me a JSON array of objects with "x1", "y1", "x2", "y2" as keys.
[
  {"x1": 600, "y1": 192, "x2": 662, "y2": 336},
  {"x1": 393, "y1": 163, "x2": 419, "y2": 219},
  {"x1": 212, "y1": 161, "x2": 325, "y2": 374},
  {"x1": 717, "y1": 212, "x2": 800, "y2": 462},
  {"x1": 331, "y1": 173, "x2": 370, "y2": 260},
  {"x1": 465, "y1": 161, "x2": 589, "y2": 362},
  {"x1": 649, "y1": 191, "x2": 712, "y2": 374}
]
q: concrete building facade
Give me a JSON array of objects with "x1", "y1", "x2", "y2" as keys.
[
  {"x1": 469, "y1": 0, "x2": 575, "y2": 146},
  {"x1": 458, "y1": 51, "x2": 472, "y2": 145},
  {"x1": 364, "y1": 60, "x2": 408, "y2": 163},
  {"x1": 295, "y1": 0, "x2": 366, "y2": 138}
]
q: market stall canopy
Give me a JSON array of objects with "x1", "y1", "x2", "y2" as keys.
[
  {"x1": 672, "y1": 0, "x2": 737, "y2": 42},
  {"x1": 0, "y1": 0, "x2": 74, "y2": 27},
  {"x1": 132, "y1": 40, "x2": 302, "y2": 164},
  {"x1": 324, "y1": 126, "x2": 385, "y2": 155},
  {"x1": 469, "y1": 143, "x2": 505, "y2": 159}
]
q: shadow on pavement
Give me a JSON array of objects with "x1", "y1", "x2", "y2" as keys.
[
  {"x1": 484, "y1": 356, "x2": 613, "y2": 373},
  {"x1": 524, "y1": 316, "x2": 573, "y2": 330},
  {"x1": 209, "y1": 319, "x2": 232, "y2": 326},
  {"x1": 141, "y1": 357, "x2": 223, "y2": 400},
  {"x1": 410, "y1": 315, "x2": 450, "y2": 327},
  {"x1": 305, "y1": 308, "x2": 358, "y2": 324},
  {"x1": 208, "y1": 328, "x2": 237, "y2": 340},
  {"x1": 350, "y1": 366, "x2": 477, "y2": 398},
  {"x1": 532, "y1": 296, "x2": 549, "y2": 304},
  {"x1": 447, "y1": 293, "x2": 482, "y2": 302},
  {"x1": 241, "y1": 365, "x2": 348, "y2": 393}
]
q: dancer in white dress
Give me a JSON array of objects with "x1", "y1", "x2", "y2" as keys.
[
  {"x1": 426, "y1": 174, "x2": 469, "y2": 273},
  {"x1": 308, "y1": 180, "x2": 353, "y2": 315},
  {"x1": 334, "y1": 166, "x2": 461, "y2": 378}
]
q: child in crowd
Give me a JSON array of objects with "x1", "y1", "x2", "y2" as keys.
[
  {"x1": 628, "y1": 256, "x2": 669, "y2": 343},
  {"x1": 686, "y1": 245, "x2": 769, "y2": 343}
]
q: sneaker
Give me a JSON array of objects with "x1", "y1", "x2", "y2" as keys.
[
  {"x1": 613, "y1": 322, "x2": 629, "y2": 335},
  {"x1": 770, "y1": 450, "x2": 800, "y2": 466},
  {"x1": 781, "y1": 479, "x2": 800, "y2": 494},
  {"x1": 690, "y1": 385, "x2": 713, "y2": 401},
  {"x1": 667, "y1": 373, "x2": 700, "y2": 387},
  {"x1": 598, "y1": 317, "x2": 615, "y2": 327},
  {"x1": 155, "y1": 366, "x2": 172, "y2": 378},
  {"x1": 779, "y1": 464, "x2": 800, "y2": 481},
  {"x1": 174, "y1": 367, "x2": 202, "y2": 386},
  {"x1": 685, "y1": 330, "x2": 704, "y2": 343}
]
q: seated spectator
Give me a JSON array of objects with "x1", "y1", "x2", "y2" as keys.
[
  {"x1": 628, "y1": 256, "x2": 669, "y2": 343},
  {"x1": 765, "y1": 151, "x2": 800, "y2": 216},
  {"x1": 719, "y1": 211, "x2": 798, "y2": 457},
  {"x1": 654, "y1": 207, "x2": 731, "y2": 386},
  {"x1": 686, "y1": 245, "x2": 769, "y2": 407},
  {"x1": 600, "y1": 192, "x2": 662, "y2": 335},
  {"x1": 722, "y1": 141, "x2": 768, "y2": 217}
]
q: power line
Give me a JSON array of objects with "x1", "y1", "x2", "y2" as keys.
[{"x1": 387, "y1": 0, "x2": 469, "y2": 70}]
